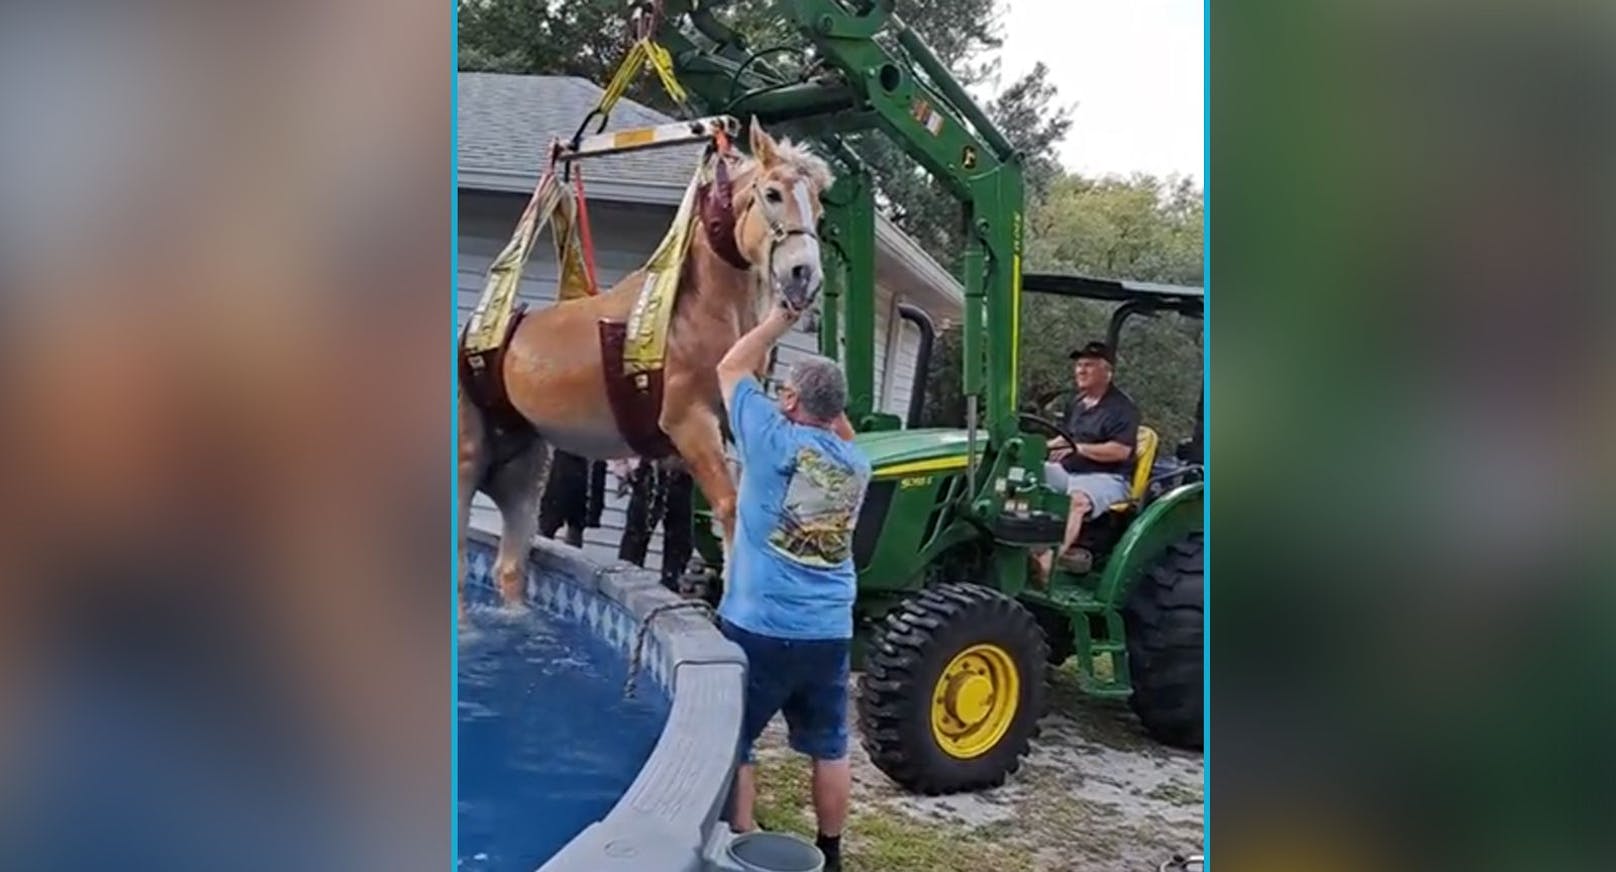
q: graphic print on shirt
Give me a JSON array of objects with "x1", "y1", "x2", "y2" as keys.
[{"x1": 767, "y1": 446, "x2": 867, "y2": 567}]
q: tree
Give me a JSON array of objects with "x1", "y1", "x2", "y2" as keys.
[
  {"x1": 921, "y1": 173, "x2": 1205, "y2": 447},
  {"x1": 458, "y1": 1, "x2": 634, "y2": 88}
]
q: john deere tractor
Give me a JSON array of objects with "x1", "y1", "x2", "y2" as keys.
[
  {"x1": 647, "y1": 0, "x2": 1205, "y2": 794},
  {"x1": 848, "y1": 276, "x2": 1203, "y2": 793}
]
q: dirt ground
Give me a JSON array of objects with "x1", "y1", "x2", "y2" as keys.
[{"x1": 747, "y1": 662, "x2": 1204, "y2": 872}]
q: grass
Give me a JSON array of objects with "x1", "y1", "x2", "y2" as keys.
[
  {"x1": 751, "y1": 753, "x2": 1039, "y2": 872},
  {"x1": 1143, "y1": 781, "x2": 1203, "y2": 808}
]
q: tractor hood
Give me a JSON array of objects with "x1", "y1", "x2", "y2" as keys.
[{"x1": 855, "y1": 428, "x2": 983, "y2": 478}]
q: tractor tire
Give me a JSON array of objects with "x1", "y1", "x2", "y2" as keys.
[
  {"x1": 857, "y1": 583, "x2": 1048, "y2": 794},
  {"x1": 1121, "y1": 532, "x2": 1204, "y2": 749}
]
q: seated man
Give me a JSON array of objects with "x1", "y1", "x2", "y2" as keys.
[{"x1": 1036, "y1": 341, "x2": 1140, "y2": 580}]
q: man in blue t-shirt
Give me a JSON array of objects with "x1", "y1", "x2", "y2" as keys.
[{"x1": 714, "y1": 301, "x2": 870, "y2": 872}]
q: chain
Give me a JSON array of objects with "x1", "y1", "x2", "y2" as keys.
[{"x1": 623, "y1": 598, "x2": 716, "y2": 699}]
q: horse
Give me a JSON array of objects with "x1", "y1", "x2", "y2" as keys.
[{"x1": 458, "y1": 118, "x2": 834, "y2": 607}]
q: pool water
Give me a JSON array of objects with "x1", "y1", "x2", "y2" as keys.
[{"x1": 457, "y1": 604, "x2": 670, "y2": 872}]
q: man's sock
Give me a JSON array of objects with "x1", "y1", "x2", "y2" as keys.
[{"x1": 815, "y1": 832, "x2": 842, "y2": 869}]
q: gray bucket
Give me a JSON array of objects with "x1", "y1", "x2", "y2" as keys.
[{"x1": 725, "y1": 831, "x2": 824, "y2": 872}]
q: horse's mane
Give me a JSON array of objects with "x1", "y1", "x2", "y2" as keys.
[{"x1": 729, "y1": 137, "x2": 835, "y2": 190}]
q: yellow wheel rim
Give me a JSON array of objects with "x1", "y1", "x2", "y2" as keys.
[{"x1": 930, "y1": 643, "x2": 1021, "y2": 759}]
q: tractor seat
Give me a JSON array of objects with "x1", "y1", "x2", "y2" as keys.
[{"x1": 1108, "y1": 425, "x2": 1159, "y2": 513}]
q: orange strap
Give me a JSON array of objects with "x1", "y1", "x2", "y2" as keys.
[{"x1": 572, "y1": 166, "x2": 600, "y2": 294}]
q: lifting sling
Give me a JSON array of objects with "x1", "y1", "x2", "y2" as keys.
[{"x1": 459, "y1": 0, "x2": 738, "y2": 461}]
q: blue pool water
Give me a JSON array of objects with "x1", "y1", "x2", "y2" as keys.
[{"x1": 457, "y1": 604, "x2": 670, "y2": 872}]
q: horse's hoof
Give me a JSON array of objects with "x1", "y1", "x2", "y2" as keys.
[{"x1": 494, "y1": 597, "x2": 531, "y2": 616}]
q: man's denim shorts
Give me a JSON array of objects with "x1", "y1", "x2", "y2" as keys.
[
  {"x1": 1042, "y1": 464, "x2": 1131, "y2": 517},
  {"x1": 719, "y1": 619, "x2": 851, "y2": 763}
]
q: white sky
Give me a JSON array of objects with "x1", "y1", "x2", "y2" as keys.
[{"x1": 986, "y1": 0, "x2": 1204, "y2": 187}]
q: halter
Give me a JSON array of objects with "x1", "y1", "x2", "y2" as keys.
[{"x1": 698, "y1": 139, "x2": 820, "y2": 276}]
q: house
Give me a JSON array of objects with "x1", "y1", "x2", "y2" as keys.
[{"x1": 458, "y1": 71, "x2": 963, "y2": 566}]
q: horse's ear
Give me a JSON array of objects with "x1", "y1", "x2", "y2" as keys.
[{"x1": 749, "y1": 116, "x2": 779, "y2": 166}]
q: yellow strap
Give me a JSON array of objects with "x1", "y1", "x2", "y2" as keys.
[
  {"x1": 591, "y1": 38, "x2": 688, "y2": 123},
  {"x1": 548, "y1": 187, "x2": 595, "y2": 302},
  {"x1": 623, "y1": 160, "x2": 707, "y2": 374},
  {"x1": 463, "y1": 172, "x2": 592, "y2": 354},
  {"x1": 597, "y1": 42, "x2": 647, "y2": 116},
  {"x1": 642, "y1": 40, "x2": 688, "y2": 107}
]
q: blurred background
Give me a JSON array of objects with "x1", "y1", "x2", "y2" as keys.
[
  {"x1": 0, "y1": 1, "x2": 452, "y2": 868},
  {"x1": 3, "y1": 0, "x2": 1612, "y2": 867},
  {"x1": 1211, "y1": 0, "x2": 1615, "y2": 870}
]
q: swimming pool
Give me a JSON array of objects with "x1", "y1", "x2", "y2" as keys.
[
  {"x1": 458, "y1": 602, "x2": 669, "y2": 870},
  {"x1": 458, "y1": 531, "x2": 748, "y2": 872}
]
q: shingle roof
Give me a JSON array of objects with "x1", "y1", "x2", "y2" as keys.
[{"x1": 458, "y1": 72, "x2": 705, "y2": 192}]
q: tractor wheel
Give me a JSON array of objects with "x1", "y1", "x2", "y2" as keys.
[
  {"x1": 857, "y1": 583, "x2": 1048, "y2": 794},
  {"x1": 1121, "y1": 532, "x2": 1204, "y2": 749}
]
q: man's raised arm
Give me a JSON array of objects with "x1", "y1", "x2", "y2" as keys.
[{"x1": 717, "y1": 302, "x2": 802, "y2": 407}]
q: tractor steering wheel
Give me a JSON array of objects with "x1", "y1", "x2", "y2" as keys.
[{"x1": 1017, "y1": 412, "x2": 1079, "y2": 460}]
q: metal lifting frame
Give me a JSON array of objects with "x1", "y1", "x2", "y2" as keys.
[
  {"x1": 654, "y1": 0, "x2": 1037, "y2": 588},
  {"x1": 552, "y1": 115, "x2": 741, "y2": 163}
]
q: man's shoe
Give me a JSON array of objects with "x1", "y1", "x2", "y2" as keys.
[
  {"x1": 1057, "y1": 548, "x2": 1094, "y2": 575},
  {"x1": 815, "y1": 833, "x2": 842, "y2": 872}
]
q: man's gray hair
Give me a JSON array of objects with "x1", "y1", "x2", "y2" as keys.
[{"x1": 786, "y1": 355, "x2": 848, "y2": 422}]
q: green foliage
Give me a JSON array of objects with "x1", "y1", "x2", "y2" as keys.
[
  {"x1": 922, "y1": 174, "x2": 1205, "y2": 447},
  {"x1": 1028, "y1": 173, "x2": 1204, "y2": 285},
  {"x1": 457, "y1": 0, "x2": 666, "y2": 110}
]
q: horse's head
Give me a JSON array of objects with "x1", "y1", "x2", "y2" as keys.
[{"x1": 728, "y1": 118, "x2": 834, "y2": 312}]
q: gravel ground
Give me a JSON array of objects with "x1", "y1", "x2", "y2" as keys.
[{"x1": 747, "y1": 662, "x2": 1204, "y2": 872}]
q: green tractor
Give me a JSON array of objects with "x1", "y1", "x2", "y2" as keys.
[
  {"x1": 848, "y1": 275, "x2": 1203, "y2": 794},
  {"x1": 647, "y1": 0, "x2": 1205, "y2": 794}
]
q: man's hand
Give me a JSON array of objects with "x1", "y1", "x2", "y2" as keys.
[
  {"x1": 772, "y1": 298, "x2": 806, "y2": 325},
  {"x1": 717, "y1": 296, "x2": 808, "y2": 405}
]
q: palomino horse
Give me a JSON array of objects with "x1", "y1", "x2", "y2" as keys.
[{"x1": 458, "y1": 119, "x2": 833, "y2": 606}]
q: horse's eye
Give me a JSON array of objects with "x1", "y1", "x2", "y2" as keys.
[{"x1": 764, "y1": 187, "x2": 783, "y2": 204}]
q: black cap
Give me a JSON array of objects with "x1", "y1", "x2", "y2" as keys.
[{"x1": 1068, "y1": 341, "x2": 1115, "y2": 363}]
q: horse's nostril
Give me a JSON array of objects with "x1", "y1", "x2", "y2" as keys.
[{"x1": 791, "y1": 263, "x2": 811, "y2": 283}]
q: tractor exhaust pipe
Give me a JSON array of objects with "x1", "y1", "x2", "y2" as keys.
[{"x1": 897, "y1": 303, "x2": 934, "y2": 429}]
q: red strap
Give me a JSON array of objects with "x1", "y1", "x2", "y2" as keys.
[{"x1": 572, "y1": 166, "x2": 600, "y2": 294}]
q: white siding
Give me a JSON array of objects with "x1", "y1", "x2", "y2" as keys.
[
  {"x1": 459, "y1": 189, "x2": 936, "y2": 567},
  {"x1": 883, "y1": 301, "x2": 925, "y2": 423}
]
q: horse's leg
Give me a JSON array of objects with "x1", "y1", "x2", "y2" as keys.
[
  {"x1": 457, "y1": 391, "x2": 490, "y2": 620},
  {"x1": 663, "y1": 408, "x2": 738, "y2": 548},
  {"x1": 485, "y1": 434, "x2": 551, "y2": 607}
]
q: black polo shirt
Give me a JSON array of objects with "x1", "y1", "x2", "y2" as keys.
[{"x1": 1061, "y1": 385, "x2": 1140, "y2": 476}]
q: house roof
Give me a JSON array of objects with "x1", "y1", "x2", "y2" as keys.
[{"x1": 458, "y1": 72, "x2": 963, "y2": 315}]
